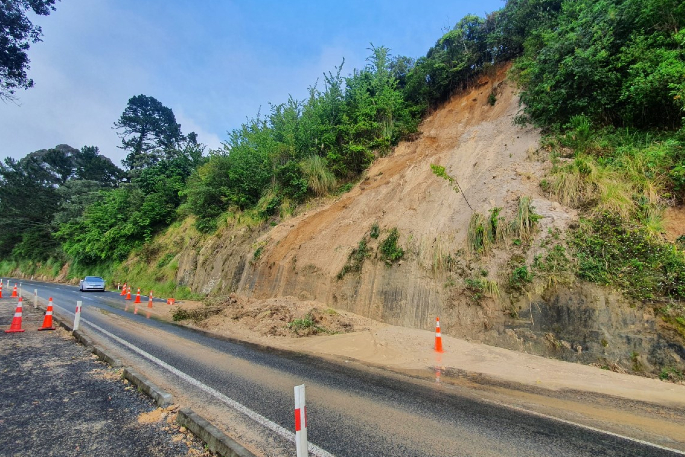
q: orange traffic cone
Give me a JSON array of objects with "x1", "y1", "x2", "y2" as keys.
[
  {"x1": 38, "y1": 297, "x2": 56, "y2": 331},
  {"x1": 0, "y1": 282, "x2": 3, "y2": 298},
  {"x1": 166, "y1": 298, "x2": 175, "y2": 305},
  {"x1": 134, "y1": 288, "x2": 141, "y2": 304},
  {"x1": 147, "y1": 291, "x2": 153, "y2": 308},
  {"x1": 434, "y1": 317, "x2": 444, "y2": 353},
  {"x1": 11, "y1": 283, "x2": 17, "y2": 298},
  {"x1": 5, "y1": 298, "x2": 25, "y2": 333},
  {"x1": 120, "y1": 283, "x2": 127, "y2": 296},
  {"x1": 125, "y1": 286, "x2": 132, "y2": 300}
]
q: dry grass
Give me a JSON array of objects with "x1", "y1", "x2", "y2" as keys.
[
  {"x1": 467, "y1": 197, "x2": 539, "y2": 255},
  {"x1": 548, "y1": 155, "x2": 663, "y2": 227}
]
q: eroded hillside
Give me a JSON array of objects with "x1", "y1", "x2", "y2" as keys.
[{"x1": 122, "y1": 66, "x2": 684, "y2": 376}]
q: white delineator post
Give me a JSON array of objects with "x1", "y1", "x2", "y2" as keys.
[
  {"x1": 294, "y1": 384, "x2": 308, "y2": 457},
  {"x1": 74, "y1": 301, "x2": 82, "y2": 331},
  {"x1": 34, "y1": 289, "x2": 38, "y2": 309}
]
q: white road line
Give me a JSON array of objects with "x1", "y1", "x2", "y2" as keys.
[
  {"x1": 60, "y1": 308, "x2": 335, "y2": 457},
  {"x1": 480, "y1": 398, "x2": 685, "y2": 455},
  {"x1": 53, "y1": 302, "x2": 685, "y2": 456}
]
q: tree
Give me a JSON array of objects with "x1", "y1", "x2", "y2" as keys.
[
  {"x1": 0, "y1": 153, "x2": 61, "y2": 259},
  {"x1": 0, "y1": 0, "x2": 58, "y2": 101},
  {"x1": 113, "y1": 95, "x2": 183, "y2": 171},
  {"x1": 74, "y1": 145, "x2": 125, "y2": 186}
]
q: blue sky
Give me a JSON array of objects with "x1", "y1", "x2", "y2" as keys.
[{"x1": 0, "y1": 0, "x2": 504, "y2": 166}]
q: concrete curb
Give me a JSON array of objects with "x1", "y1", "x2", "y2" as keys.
[
  {"x1": 122, "y1": 367, "x2": 173, "y2": 408},
  {"x1": 92, "y1": 344, "x2": 123, "y2": 368},
  {"x1": 72, "y1": 329, "x2": 93, "y2": 348},
  {"x1": 177, "y1": 407, "x2": 257, "y2": 457},
  {"x1": 19, "y1": 290, "x2": 262, "y2": 457}
]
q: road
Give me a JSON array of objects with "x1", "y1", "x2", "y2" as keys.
[{"x1": 10, "y1": 278, "x2": 685, "y2": 457}]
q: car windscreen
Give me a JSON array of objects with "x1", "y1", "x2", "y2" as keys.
[{"x1": 85, "y1": 276, "x2": 104, "y2": 281}]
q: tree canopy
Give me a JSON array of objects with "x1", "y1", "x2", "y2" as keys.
[
  {"x1": 113, "y1": 94, "x2": 184, "y2": 171},
  {"x1": 3, "y1": 0, "x2": 685, "y2": 276},
  {"x1": 0, "y1": 0, "x2": 58, "y2": 100}
]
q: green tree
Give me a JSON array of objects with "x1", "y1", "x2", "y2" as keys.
[
  {"x1": 0, "y1": 0, "x2": 58, "y2": 100},
  {"x1": 513, "y1": 0, "x2": 685, "y2": 129},
  {"x1": 114, "y1": 94, "x2": 184, "y2": 171},
  {"x1": 74, "y1": 146, "x2": 124, "y2": 185},
  {"x1": 0, "y1": 153, "x2": 61, "y2": 259}
]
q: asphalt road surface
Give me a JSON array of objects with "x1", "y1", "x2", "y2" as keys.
[
  {"x1": 9, "y1": 278, "x2": 685, "y2": 457},
  {"x1": 0, "y1": 296, "x2": 208, "y2": 457}
]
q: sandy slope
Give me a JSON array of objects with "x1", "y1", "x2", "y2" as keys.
[{"x1": 258, "y1": 65, "x2": 547, "y2": 277}]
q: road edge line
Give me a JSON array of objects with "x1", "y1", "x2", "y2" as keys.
[{"x1": 43, "y1": 298, "x2": 255, "y2": 457}]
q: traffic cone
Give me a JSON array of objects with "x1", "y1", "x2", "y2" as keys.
[
  {"x1": 120, "y1": 283, "x2": 127, "y2": 296},
  {"x1": 147, "y1": 291, "x2": 153, "y2": 308},
  {"x1": 0, "y1": 282, "x2": 3, "y2": 298},
  {"x1": 125, "y1": 286, "x2": 132, "y2": 300},
  {"x1": 134, "y1": 288, "x2": 141, "y2": 304},
  {"x1": 434, "y1": 317, "x2": 444, "y2": 353},
  {"x1": 166, "y1": 298, "x2": 175, "y2": 305},
  {"x1": 11, "y1": 283, "x2": 17, "y2": 298},
  {"x1": 5, "y1": 298, "x2": 25, "y2": 333},
  {"x1": 38, "y1": 297, "x2": 56, "y2": 331}
]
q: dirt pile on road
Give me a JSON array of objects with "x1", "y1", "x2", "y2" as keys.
[{"x1": 172, "y1": 295, "x2": 369, "y2": 340}]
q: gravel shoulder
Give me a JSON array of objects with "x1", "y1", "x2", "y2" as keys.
[{"x1": 0, "y1": 297, "x2": 209, "y2": 457}]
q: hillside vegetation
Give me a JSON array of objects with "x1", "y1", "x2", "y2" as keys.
[{"x1": 2, "y1": 0, "x2": 684, "y2": 377}]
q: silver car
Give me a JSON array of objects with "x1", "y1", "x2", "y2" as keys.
[{"x1": 79, "y1": 276, "x2": 106, "y2": 292}]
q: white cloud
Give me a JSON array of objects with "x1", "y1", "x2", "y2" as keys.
[{"x1": 174, "y1": 108, "x2": 223, "y2": 151}]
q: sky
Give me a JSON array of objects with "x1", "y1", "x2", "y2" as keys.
[{"x1": 0, "y1": 0, "x2": 505, "y2": 166}]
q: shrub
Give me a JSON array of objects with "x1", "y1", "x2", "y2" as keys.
[
  {"x1": 572, "y1": 214, "x2": 685, "y2": 301},
  {"x1": 370, "y1": 222, "x2": 380, "y2": 239},
  {"x1": 337, "y1": 237, "x2": 371, "y2": 279},
  {"x1": 509, "y1": 265, "x2": 533, "y2": 292},
  {"x1": 379, "y1": 228, "x2": 404, "y2": 265}
]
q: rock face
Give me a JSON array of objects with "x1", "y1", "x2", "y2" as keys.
[
  {"x1": 166, "y1": 65, "x2": 683, "y2": 376},
  {"x1": 488, "y1": 284, "x2": 685, "y2": 375}
]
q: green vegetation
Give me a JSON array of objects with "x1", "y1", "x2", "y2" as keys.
[
  {"x1": 378, "y1": 228, "x2": 405, "y2": 265},
  {"x1": 508, "y1": 264, "x2": 534, "y2": 293},
  {"x1": 464, "y1": 277, "x2": 500, "y2": 304},
  {"x1": 467, "y1": 197, "x2": 539, "y2": 255},
  {"x1": 337, "y1": 237, "x2": 371, "y2": 280},
  {"x1": 572, "y1": 214, "x2": 685, "y2": 302},
  {"x1": 513, "y1": 0, "x2": 685, "y2": 130},
  {"x1": 2, "y1": 0, "x2": 684, "y2": 330},
  {"x1": 659, "y1": 367, "x2": 684, "y2": 382},
  {"x1": 286, "y1": 312, "x2": 334, "y2": 336},
  {"x1": 487, "y1": 90, "x2": 497, "y2": 106},
  {"x1": 533, "y1": 244, "x2": 573, "y2": 287},
  {"x1": 0, "y1": 0, "x2": 58, "y2": 101},
  {"x1": 370, "y1": 222, "x2": 380, "y2": 239}
]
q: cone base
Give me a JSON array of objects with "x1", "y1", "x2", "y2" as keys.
[
  {"x1": 38, "y1": 326, "x2": 56, "y2": 331},
  {"x1": 5, "y1": 328, "x2": 25, "y2": 333}
]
